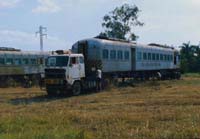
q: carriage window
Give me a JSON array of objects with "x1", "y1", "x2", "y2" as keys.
[
  {"x1": 117, "y1": 50, "x2": 123, "y2": 60},
  {"x1": 103, "y1": 49, "x2": 109, "y2": 59},
  {"x1": 148, "y1": 53, "x2": 152, "y2": 60},
  {"x1": 170, "y1": 55, "x2": 173, "y2": 61},
  {"x1": 124, "y1": 51, "x2": 130, "y2": 60},
  {"x1": 156, "y1": 54, "x2": 159, "y2": 60},
  {"x1": 0, "y1": 58, "x2": 5, "y2": 65},
  {"x1": 167, "y1": 55, "x2": 170, "y2": 61},
  {"x1": 160, "y1": 54, "x2": 163, "y2": 61},
  {"x1": 22, "y1": 59, "x2": 29, "y2": 65},
  {"x1": 137, "y1": 52, "x2": 142, "y2": 60},
  {"x1": 110, "y1": 50, "x2": 116, "y2": 60},
  {"x1": 6, "y1": 58, "x2": 13, "y2": 65},
  {"x1": 164, "y1": 55, "x2": 167, "y2": 61},
  {"x1": 31, "y1": 59, "x2": 37, "y2": 65},
  {"x1": 152, "y1": 53, "x2": 156, "y2": 61},
  {"x1": 79, "y1": 57, "x2": 84, "y2": 64},
  {"x1": 14, "y1": 59, "x2": 21, "y2": 65},
  {"x1": 143, "y1": 53, "x2": 147, "y2": 60}
]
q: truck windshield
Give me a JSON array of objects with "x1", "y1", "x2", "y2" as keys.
[{"x1": 47, "y1": 56, "x2": 69, "y2": 67}]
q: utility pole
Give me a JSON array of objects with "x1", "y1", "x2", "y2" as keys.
[{"x1": 36, "y1": 25, "x2": 47, "y2": 52}]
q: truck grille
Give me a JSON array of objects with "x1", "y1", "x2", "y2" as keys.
[{"x1": 45, "y1": 69, "x2": 66, "y2": 79}]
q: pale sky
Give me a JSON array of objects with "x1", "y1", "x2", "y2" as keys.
[{"x1": 0, "y1": 0, "x2": 199, "y2": 51}]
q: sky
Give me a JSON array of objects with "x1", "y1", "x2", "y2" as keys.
[{"x1": 0, "y1": 0, "x2": 199, "y2": 51}]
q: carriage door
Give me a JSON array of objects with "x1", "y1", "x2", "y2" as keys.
[
  {"x1": 131, "y1": 48, "x2": 136, "y2": 70},
  {"x1": 78, "y1": 41, "x2": 88, "y2": 61},
  {"x1": 174, "y1": 52, "x2": 177, "y2": 65},
  {"x1": 78, "y1": 41, "x2": 89, "y2": 75}
]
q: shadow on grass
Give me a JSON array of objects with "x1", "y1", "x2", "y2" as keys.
[
  {"x1": 9, "y1": 80, "x2": 159, "y2": 106},
  {"x1": 9, "y1": 90, "x2": 100, "y2": 105},
  {"x1": 9, "y1": 95, "x2": 68, "y2": 105}
]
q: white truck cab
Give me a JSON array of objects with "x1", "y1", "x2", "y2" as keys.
[{"x1": 45, "y1": 52, "x2": 85, "y2": 95}]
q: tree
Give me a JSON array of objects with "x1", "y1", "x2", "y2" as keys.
[
  {"x1": 180, "y1": 42, "x2": 200, "y2": 73},
  {"x1": 100, "y1": 4, "x2": 144, "y2": 41}
]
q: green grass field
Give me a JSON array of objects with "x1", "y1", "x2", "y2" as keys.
[{"x1": 0, "y1": 75, "x2": 200, "y2": 139}]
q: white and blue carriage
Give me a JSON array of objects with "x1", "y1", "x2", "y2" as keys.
[{"x1": 72, "y1": 37, "x2": 181, "y2": 79}]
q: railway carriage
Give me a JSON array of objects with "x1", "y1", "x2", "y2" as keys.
[
  {"x1": 0, "y1": 49, "x2": 50, "y2": 86},
  {"x1": 72, "y1": 37, "x2": 181, "y2": 80}
]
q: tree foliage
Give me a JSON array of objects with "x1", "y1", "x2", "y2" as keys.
[
  {"x1": 180, "y1": 42, "x2": 200, "y2": 73},
  {"x1": 100, "y1": 4, "x2": 143, "y2": 41}
]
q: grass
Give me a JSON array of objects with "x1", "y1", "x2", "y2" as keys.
[
  {"x1": 0, "y1": 75, "x2": 200, "y2": 138},
  {"x1": 182, "y1": 72, "x2": 200, "y2": 78}
]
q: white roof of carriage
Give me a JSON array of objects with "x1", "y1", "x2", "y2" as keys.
[
  {"x1": 0, "y1": 51, "x2": 51, "y2": 56},
  {"x1": 78, "y1": 38, "x2": 176, "y2": 52}
]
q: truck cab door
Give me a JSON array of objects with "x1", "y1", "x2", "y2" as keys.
[{"x1": 69, "y1": 57, "x2": 80, "y2": 79}]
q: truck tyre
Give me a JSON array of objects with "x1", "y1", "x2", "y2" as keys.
[
  {"x1": 46, "y1": 87, "x2": 54, "y2": 96},
  {"x1": 47, "y1": 90, "x2": 54, "y2": 96},
  {"x1": 72, "y1": 81, "x2": 82, "y2": 96}
]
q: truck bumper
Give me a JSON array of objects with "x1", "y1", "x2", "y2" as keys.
[
  {"x1": 46, "y1": 84, "x2": 72, "y2": 95},
  {"x1": 45, "y1": 79, "x2": 73, "y2": 95}
]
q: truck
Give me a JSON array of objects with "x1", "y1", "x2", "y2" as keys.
[{"x1": 45, "y1": 50, "x2": 98, "y2": 96}]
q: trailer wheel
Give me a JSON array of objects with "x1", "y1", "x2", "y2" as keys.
[
  {"x1": 156, "y1": 72, "x2": 162, "y2": 80},
  {"x1": 72, "y1": 81, "x2": 82, "y2": 96},
  {"x1": 176, "y1": 72, "x2": 181, "y2": 80}
]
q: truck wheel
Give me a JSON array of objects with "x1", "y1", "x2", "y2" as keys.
[
  {"x1": 46, "y1": 87, "x2": 54, "y2": 96},
  {"x1": 47, "y1": 90, "x2": 54, "y2": 96},
  {"x1": 72, "y1": 81, "x2": 82, "y2": 96}
]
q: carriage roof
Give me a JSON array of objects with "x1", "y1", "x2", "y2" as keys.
[
  {"x1": 0, "y1": 51, "x2": 50, "y2": 56},
  {"x1": 77, "y1": 38, "x2": 176, "y2": 52}
]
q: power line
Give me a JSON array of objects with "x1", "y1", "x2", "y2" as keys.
[{"x1": 36, "y1": 25, "x2": 47, "y2": 52}]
